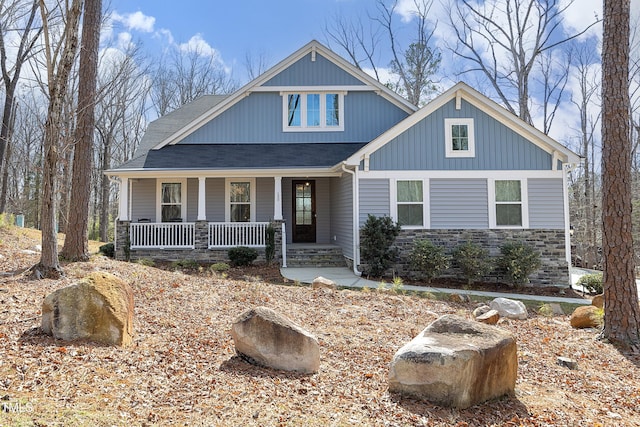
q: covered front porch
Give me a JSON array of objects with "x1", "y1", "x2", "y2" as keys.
[{"x1": 112, "y1": 172, "x2": 356, "y2": 266}]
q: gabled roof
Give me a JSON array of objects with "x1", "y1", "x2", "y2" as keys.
[
  {"x1": 150, "y1": 40, "x2": 418, "y2": 150},
  {"x1": 345, "y1": 81, "x2": 581, "y2": 166},
  {"x1": 132, "y1": 95, "x2": 228, "y2": 158}
]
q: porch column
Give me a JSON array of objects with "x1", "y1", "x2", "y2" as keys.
[
  {"x1": 274, "y1": 176, "x2": 283, "y2": 220},
  {"x1": 119, "y1": 177, "x2": 129, "y2": 221},
  {"x1": 197, "y1": 176, "x2": 206, "y2": 221}
]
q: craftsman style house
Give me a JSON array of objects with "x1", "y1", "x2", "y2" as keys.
[{"x1": 107, "y1": 40, "x2": 580, "y2": 285}]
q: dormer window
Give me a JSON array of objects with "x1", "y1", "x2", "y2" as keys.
[{"x1": 283, "y1": 92, "x2": 344, "y2": 131}]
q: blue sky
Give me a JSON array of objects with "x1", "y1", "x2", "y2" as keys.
[
  {"x1": 104, "y1": 0, "x2": 606, "y2": 145},
  {"x1": 106, "y1": 0, "x2": 376, "y2": 83}
]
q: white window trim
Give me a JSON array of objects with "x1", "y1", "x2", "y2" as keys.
[
  {"x1": 225, "y1": 178, "x2": 256, "y2": 222},
  {"x1": 488, "y1": 178, "x2": 529, "y2": 229},
  {"x1": 445, "y1": 118, "x2": 475, "y2": 158},
  {"x1": 156, "y1": 178, "x2": 187, "y2": 222},
  {"x1": 282, "y1": 91, "x2": 345, "y2": 132},
  {"x1": 391, "y1": 178, "x2": 430, "y2": 229}
]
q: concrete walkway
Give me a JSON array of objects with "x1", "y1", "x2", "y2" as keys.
[{"x1": 280, "y1": 266, "x2": 590, "y2": 305}]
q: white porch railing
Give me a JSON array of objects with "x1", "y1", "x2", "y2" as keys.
[
  {"x1": 130, "y1": 222, "x2": 195, "y2": 249},
  {"x1": 208, "y1": 222, "x2": 269, "y2": 248}
]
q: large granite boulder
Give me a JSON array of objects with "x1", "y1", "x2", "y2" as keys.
[
  {"x1": 570, "y1": 305, "x2": 602, "y2": 329},
  {"x1": 389, "y1": 315, "x2": 517, "y2": 409},
  {"x1": 41, "y1": 272, "x2": 134, "y2": 346},
  {"x1": 490, "y1": 297, "x2": 528, "y2": 320},
  {"x1": 230, "y1": 306, "x2": 320, "y2": 373}
]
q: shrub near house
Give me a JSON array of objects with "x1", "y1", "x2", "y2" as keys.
[{"x1": 105, "y1": 40, "x2": 578, "y2": 286}]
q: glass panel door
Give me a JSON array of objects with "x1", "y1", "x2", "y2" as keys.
[{"x1": 292, "y1": 180, "x2": 316, "y2": 243}]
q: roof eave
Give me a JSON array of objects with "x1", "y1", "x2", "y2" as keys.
[
  {"x1": 151, "y1": 40, "x2": 417, "y2": 150},
  {"x1": 347, "y1": 81, "x2": 581, "y2": 166}
]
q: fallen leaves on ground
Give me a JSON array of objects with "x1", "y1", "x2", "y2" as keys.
[{"x1": 0, "y1": 227, "x2": 639, "y2": 426}]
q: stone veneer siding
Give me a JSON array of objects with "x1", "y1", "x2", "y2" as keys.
[
  {"x1": 377, "y1": 229, "x2": 569, "y2": 286},
  {"x1": 115, "y1": 220, "x2": 284, "y2": 265}
]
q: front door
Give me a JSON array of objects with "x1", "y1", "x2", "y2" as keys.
[{"x1": 292, "y1": 180, "x2": 316, "y2": 243}]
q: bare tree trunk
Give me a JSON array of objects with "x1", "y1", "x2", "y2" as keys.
[
  {"x1": 57, "y1": 147, "x2": 71, "y2": 233},
  {"x1": 33, "y1": 0, "x2": 83, "y2": 279},
  {"x1": 61, "y1": 0, "x2": 102, "y2": 261},
  {"x1": 601, "y1": 0, "x2": 640, "y2": 350},
  {"x1": 1, "y1": 136, "x2": 12, "y2": 212},
  {"x1": 0, "y1": 0, "x2": 41, "y2": 212}
]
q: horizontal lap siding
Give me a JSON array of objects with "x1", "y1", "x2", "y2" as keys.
[
  {"x1": 430, "y1": 179, "x2": 488, "y2": 229},
  {"x1": 256, "y1": 178, "x2": 274, "y2": 221},
  {"x1": 359, "y1": 179, "x2": 390, "y2": 226},
  {"x1": 131, "y1": 179, "x2": 156, "y2": 222},
  {"x1": 187, "y1": 178, "x2": 198, "y2": 220},
  {"x1": 330, "y1": 174, "x2": 353, "y2": 259},
  {"x1": 528, "y1": 178, "x2": 564, "y2": 229},
  {"x1": 206, "y1": 178, "x2": 225, "y2": 222},
  {"x1": 315, "y1": 178, "x2": 332, "y2": 244}
]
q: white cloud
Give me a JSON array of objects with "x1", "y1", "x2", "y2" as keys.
[
  {"x1": 396, "y1": 0, "x2": 417, "y2": 22},
  {"x1": 156, "y1": 28, "x2": 175, "y2": 47},
  {"x1": 112, "y1": 11, "x2": 155, "y2": 33},
  {"x1": 559, "y1": 0, "x2": 602, "y2": 41},
  {"x1": 178, "y1": 34, "x2": 219, "y2": 58},
  {"x1": 363, "y1": 66, "x2": 395, "y2": 86},
  {"x1": 117, "y1": 32, "x2": 134, "y2": 51}
]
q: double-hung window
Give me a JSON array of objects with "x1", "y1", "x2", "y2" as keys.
[
  {"x1": 490, "y1": 179, "x2": 528, "y2": 228},
  {"x1": 283, "y1": 92, "x2": 344, "y2": 131},
  {"x1": 445, "y1": 118, "x2": 475, "y2": 158},
  {"x1": 158, "y1": 180, "x2": 186, "y2": 222},
  {"x1": 396, "y1": 180, "x2": 424, "y2": 227},
  {"x1": 226, "y1": 178, "x2": 256, "y2": 222}
]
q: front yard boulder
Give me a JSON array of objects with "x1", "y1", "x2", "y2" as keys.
[
  {"x1": 230, "y1": 306, "x2": 320, "y2": 373},
  {"x1": 312, "y1": 276, "x2": 337, "y2": 290},
  {"x1": 490, "y1": 297, "x2": 528, "y2": 320},
  {"x1": 388, "y1": 314, "x2": 517, "y2": 409},
  {"x1": 570, "y1": 305, "x2": 602, "y2": 329},
  {"x1": 41, "y1": 272, "x2": 134, "y2": 346}
]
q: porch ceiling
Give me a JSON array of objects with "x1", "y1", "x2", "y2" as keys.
[{"x1": 113, "y1": 143, "x2": 367, "y2": 171}]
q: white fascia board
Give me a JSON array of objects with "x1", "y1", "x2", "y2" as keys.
[
  {"x1": 304, "y1": 41, "x2": 417, "y2": 113},
  {"x1": 345, "y1": 84, "x2": 459, "y2": 166},
  {"x1": 152, "y1": 41, "x2": 417, "y2": 150},
  {"x1": 358, "y1": 169, "x2": 564, "y2": 180},
  {"x1": 346, "y1": 81, "x2": 581, "y2": 166},
  {"x1": 103, "y1": 168, "x2": 343, "y2": 179},
  {"x1": 455, "y1": 83, "x2": 581, "y2": 164}
]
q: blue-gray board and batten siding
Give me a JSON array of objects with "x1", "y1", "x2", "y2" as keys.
[
  {"x1": 179, "y1": 91, "x2": 409, "y2": 145},
  {"x1": 263, "y1": 52, "x2": 364, "y2": 87},
  {"x1": 179, "y1": 52, "x2": 410, "y2": 145},
  {"x1": 367, "y1": 98, "x2": 556, "y2": 171}
]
